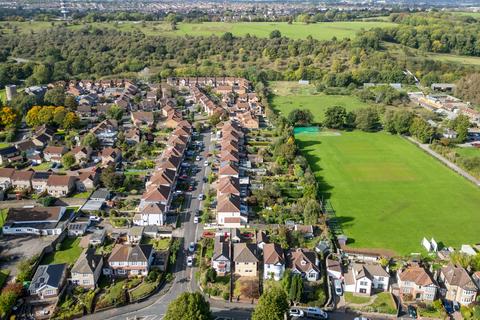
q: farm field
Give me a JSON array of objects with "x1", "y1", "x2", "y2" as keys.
[
  {"x1": 295, "y1": 130, "x2": 480, "y2": 254},
  {"x1": 270, "y1": 81, "x2": 371, "y2": 123},
  {"x1": 0, "y1": 20, "x2": 395, "y2": 41}
]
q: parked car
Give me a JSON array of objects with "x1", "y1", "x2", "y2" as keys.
[
  {"x1": 334, "y1": 279, "x2": 343, "y2": 296},
  {"x1": 305, "y1": 307, "x2": 328, "y2": 319},
  {"x1": 407, "y1": 305, "x2": 417, "y2": 319},
  {"x1": 196, "y1": 156, "x2": 201, "y2": 161},
  {"x1": 443, "y1": 300, "x2": 454, "y2": 314},
  {"x1": 186, "y1": 256, "x2": 193, "y2": 267},
  {"x1": 289, "y1": 308, "x2": 304, "y2": 317},
  {"x1": 354, "y1": 317, "x2": 369, "y2": 320},
  {"x1": 194, "y1": 210, "x2": 200, "y2": 217},
  {"x1": 188, "y1": 242, "x2": 196, "y2": 253},
  {"x1": 194, "y1": 216, "x2": 199, "y2": 224},
  {"x1": 198, "y1": 194, "x2": 204, "y2": 201},
  {"x1": 89, "y1": 216, "x2": 101, "y2": 222},
  {"x1": 204, "y1": 160, "x2": 208, "y2": 167}
]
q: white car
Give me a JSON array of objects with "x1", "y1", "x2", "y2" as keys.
[
  {"x1": 305, "y1": 307, "x2": 328, "y2": 319},
  {"x1": 354, "y1": 317, "x2": 370, "y2": 320},
  {"x1": 186, "y1": 256, "x2": 193, "y2": 267},
  {"x1": 289, "y1": 308, "x2": 304, "y2": 317},
  {"x1": 334, "y1": 279, "x2": 343, "y2": 296},
  {"x1": 194, "y1": 216, "x2": 199, "y2": 224},
  {"x1": 198, "y1": 194, "x2": 204, "y2": 201},
  {"x1": 89, "y1": 216, "x2": 101, "y2": 222},
  {"x1": 196, "y1": 156, "x2": 201, "y2": 161},
  {"x1": 204, "y1": 160, "x2": 209, "y2": 167}
]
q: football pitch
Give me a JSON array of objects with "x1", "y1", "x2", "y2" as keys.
[{"x1": 296, "y1": 130, "x2": 480, "y2": 254}]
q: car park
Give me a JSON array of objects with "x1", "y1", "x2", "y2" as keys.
[
  {"x1": 289, "y1": 308, "x2": 304, "y2": 317},
  {"x1": 186, "y1": 256, "x2": 193, "y2": 267},
  {"x1": 188, "y1": 242, "x2": 196, "y2": 253},
  {"x1": 407, "y1": 305, "x2": 417, "y2": 319}
]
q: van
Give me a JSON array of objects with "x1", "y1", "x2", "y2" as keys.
[{"x1": 334, "y1": 279, "x2": 343, "y2": 296}]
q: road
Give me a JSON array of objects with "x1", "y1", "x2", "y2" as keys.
[{"x1": 94, "y1": 129, "x2": 214, "y2": 320}]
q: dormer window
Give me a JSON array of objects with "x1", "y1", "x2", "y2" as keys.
[{"x1": 301, "y1": 259, "x2": 307, "y2": 266}]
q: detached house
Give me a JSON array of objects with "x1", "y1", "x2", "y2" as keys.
[
  {"x1": 212, "y1": 236, "x2": 231, "y2": 275},
  {"x1": 397, "y1": 264, "x2": 437, "y2": 302},
  {"x1": 263, "y1": 243, "x2": 285, "y2": 281},
  {"x1": 0, "y1": 146, "x2": 20, "y2": 165},
  {"x1": 43, "y1": 146, "x2": 67, "y2": 163},
  {"x1": 29, "y1": 264, "x2": 67, "y2": 300},
  {"x1": 344, "y1": 262, "x2": 390, "y2": 295},
  {"x1": 131, "y1": 111, "x2": 155, "y2": 127},
  {"x1": 101, "y1": 147, "x2": 122, "y2": 166},
  {"x1": 71, "y1": 248, "x2": 103, "y2": 288},
  {"x1": 46, "y1": 175, "x2": 76, "y2": 197},
  {"x1": 287, "y1": 248, "x2": 321, "y2": 282},
  {"x1": 71, "y1": 146, "x2": 92, "y2": 164},
  {"x1": 440, "y1": 264, "x2": 478, "y2": 305},
  {"x1": 106, "y1": 244, "x2": 154, "y2": 277},
  {"x1": 133, "y1": 203, "x2": 165, "y2": 226},
  {"x1": 233, "y1": 243, "x2": 258, "y2": 277}
]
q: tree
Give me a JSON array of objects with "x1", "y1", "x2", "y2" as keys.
[
  {"x1": 451, "y1": 115, "x2": 470, "y2": 143},
  {"x1": 62, "y1": 153, "x2": 76, "y2": 169},
  {"x1": 287, "y1": 109, "x2": 314, "y2": 126},
  {"x1": 44, "y1": 86, "x2": 66, "y2": 106},
  {"x1": 106, "y1": 105, "x2": 124, "y2": 121},
  {"x1": 25, "y1": 105, "x2": 42, "y2": 127},
  {"x1": 304, "y1": 199, "x2": 321, "y2": 225},
  {"x1": 208, "y1": 113, "x2": 221, "y2": 127},
  {"x1": 324, "y1": 106, "x2": 346, "y2": 129},
  {"x1": 455, "y1": 73, "x2": 480, "y2": 105},
  {"x1": 355, "y1": 107, "x2": 380, "y2": 132},
  {"x1": 101, "y1": 164, "x2": 124, "y2": 190},
  {"x1": 195, "y1": 122, "x2": 202, "y2": 133},
  {"x1": 64, "y1": 95, "x2": 77, "y2": 110},
  {"x1": 53, "y1": 106, "x2": 67, "y2": 125},
  {"x1": 252, "y1": 286, "x2": 289, "y2": 320},
  {"x1": 393, "y1": 110, "x2": 414, "y2": 134},
  {"x1": 82, "y1": 132, "x2": 99, "y2": 149},
  {"x1": 0, "y1": 106, "x2": 18, "y2": 128},
  {"x1": 269, "y1": 30, "x2": 282, "y2": 39},
  {"x1": 289, "y1": 274, "x2": 303, "y2": 304},
  {"x1": 164, "y1": 292, "x2": 212, "y2": 320},
  {"x1": 409, "y1": 117, "x2": 434, "y2": 143},
  {"x1": 63, "y1": 112, "x2": 80, "y2": 129}
]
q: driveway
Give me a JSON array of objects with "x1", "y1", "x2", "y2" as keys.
[{"x1": 0, "y1": 235, "x2": 55, "y2": 277}]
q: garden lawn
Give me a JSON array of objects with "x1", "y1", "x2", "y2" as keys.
[
  {"x1": 40, "y1": 237, "x2": 82, "y2": 265},
  {"x1": 296, "y1": 130, "x2": 480, "y2": 254},
  {"x1": 270, "y1": 81, "x2": 371, "y2": 123}
]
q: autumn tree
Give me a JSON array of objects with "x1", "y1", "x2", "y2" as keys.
[
  {"x1": 63, "y1": 112, "x2": 79, "y2": 129},
  {"x1": 0, "y1": 106, "x2": 18, "y2": 128}
]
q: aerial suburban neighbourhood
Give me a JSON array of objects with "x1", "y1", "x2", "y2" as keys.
[{"x1": 0, "y1": 1, "x2": 479, "y2": 320}]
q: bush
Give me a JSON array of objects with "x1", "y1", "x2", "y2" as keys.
[
  {"x1": 146, "y1": 269, "x2": 160, "y2": 283},
  {"x1": 222, "y1": 291, "x2": 230, "y2": 300}
]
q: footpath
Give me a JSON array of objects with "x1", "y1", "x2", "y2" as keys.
[{"x1": 406, "y1": 137, "x2": 480, "y2": 187}]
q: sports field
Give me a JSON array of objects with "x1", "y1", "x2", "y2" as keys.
[
  {"x1": 0, "y1": 20, "x2": 395, "y2": 41},
  {"x1": 296, "y1": 130, "x2": 480, "y2": 254},
  {"x1": 270, "y1": 81, "x2": 371, "y2": 123}
]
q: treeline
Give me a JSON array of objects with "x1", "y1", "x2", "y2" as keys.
[{"x1": 361, "y1": 12, "x2": 480, "y2": 57}]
